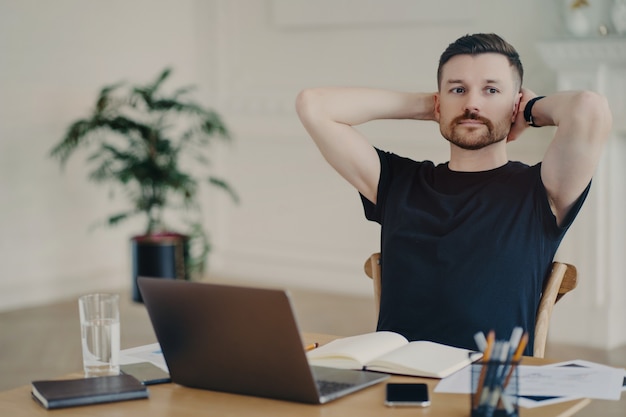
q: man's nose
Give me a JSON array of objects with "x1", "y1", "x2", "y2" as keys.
[{"x1": 463, "y1": 91, "x2": 482, "y2": 113}]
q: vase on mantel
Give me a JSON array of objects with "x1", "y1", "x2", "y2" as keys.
[
  {"x1": 612, "y1": 0, "x2": 626, "y2": 35},
  {"x1": 564, "y1": 5, "x2": 591, "y2": 37}
]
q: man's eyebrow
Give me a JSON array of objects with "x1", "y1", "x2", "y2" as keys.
[{"x1": 444, "y1": 78, "x2": 503, "y2": 85}]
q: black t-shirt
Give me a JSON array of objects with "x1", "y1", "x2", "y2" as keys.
[{"x1": 360, "y1": 149, "x2": 589, "y2": 355}]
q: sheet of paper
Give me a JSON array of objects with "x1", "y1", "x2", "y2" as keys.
[
  {"x1": 434, "y1": 365, "x2": 472, "y2": 393},
  {"x1": 544, "y1": 359, "x2": 626, "y2": 392},
  {"x1": 119, "y1": 343, "x2": 168, "y2": 372},
  {"x1": 434, "y1": 366, "x2": 580, "y2": 408},
  {"x1": 517, "y1": 359, "x2": 626, "y2": 408},
  {"x1": 518, "y1": 365, "x2": 622, "y2": 400},
  {"x1": 435, "y1": 361, "x2": 625, "y2": 402}
]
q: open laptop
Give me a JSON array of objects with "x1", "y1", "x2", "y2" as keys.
[{"x1": 137, "y1": 277, "x2": 389, "y2": 404}]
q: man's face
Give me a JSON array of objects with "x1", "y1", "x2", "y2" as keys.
[{"x1": 435, "y1": 53, "x2": 521, "y2": 150}]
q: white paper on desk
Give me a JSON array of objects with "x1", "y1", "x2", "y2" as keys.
[
  {"x1": 435, "y1": 363, "x2": 624, "y2": 401},
  {"x1": 119, "y1": 342, "x2": 169, "y2": 372},
  {"x1": 434, "y1": 365, "x2": 472, "y2": 394},
  {"x1": 518, "y1": 359, "x2": 626, "y2": 408},
  {"x1": 434, "y1": 367, "x2": 580, "y2": 408},
  {"x1": 518, "y1": 365, "x2": 623, "y2": 400},
  {"x1": 544, "y1": 359, "x2": 626, "y2": 391}
]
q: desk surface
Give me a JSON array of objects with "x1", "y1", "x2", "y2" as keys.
[{"x1": 0, "y1": 333, "x2": 606, "y2": 417}]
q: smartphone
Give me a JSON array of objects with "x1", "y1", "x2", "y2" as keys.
[
  {"x1": 384, "y1": 383, "x2": 430, "y2": 407},
  {"x1": 120, "y1": 362, "x2": 172, "y2": 385}
]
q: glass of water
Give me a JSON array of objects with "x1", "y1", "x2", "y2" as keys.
[{"x1": 78, "y1": 293, "x2": 120, "y2": 377}]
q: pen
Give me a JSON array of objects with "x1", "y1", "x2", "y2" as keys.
[
  {"x1": 493, "y1": 330, "x2": 529, "y2": 415},
  {"x1": 502, "y1": 331, "x2": 528, "y2": 389},
  {"x1": 483, "y1": 341, "x2": 510, "y2": 417},
  {"x1": 474, "y1": 331, "x2": 487, "y2": 352},
  {"x1": 305, "y1": 342, "x2": 319, "y2": 352}
]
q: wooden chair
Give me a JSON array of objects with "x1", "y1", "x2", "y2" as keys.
[{"x1": 364, "y1": 253, "x2": 577, "y2": 358}]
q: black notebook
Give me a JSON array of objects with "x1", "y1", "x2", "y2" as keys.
[{"x1": 31, "y1": 374, "x2": 149, "y2": 409}]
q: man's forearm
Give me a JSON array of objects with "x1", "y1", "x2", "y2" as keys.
[
  {"x1": 530, "y1": 90, "x2": 611, "y2": 134},
  {"x1": 296, "y1": 87, "x2": 436, "y2": 127},
  {"x1": 295, "y1": 87, "x2": 436, "y2": 203}
]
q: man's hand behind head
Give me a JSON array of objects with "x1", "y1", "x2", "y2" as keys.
[{"x1": 507, "y1": 88, "x2": 537, "y2": 142}]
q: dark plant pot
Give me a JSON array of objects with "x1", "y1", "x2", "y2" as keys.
[{"x1": 131, "y1": 232, "x2": 189, "y2": 303}]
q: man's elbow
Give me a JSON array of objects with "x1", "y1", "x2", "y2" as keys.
[
  {"x1": 572, "y1": 91, "x2": 613, "y2": 141},
  {"x1": 295, "y1": 88, "x2": 322, "y2": 123}
]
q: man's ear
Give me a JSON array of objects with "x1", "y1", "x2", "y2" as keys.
[
  {"x1": 434, "y1": 93, "x2": 441, "y2": 122},
  {"x1": 511, "y1": 91, "x2": 523, "y2": 122}
]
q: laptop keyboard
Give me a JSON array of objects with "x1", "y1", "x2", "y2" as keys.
[{"x1": 316, "y1": 380, "x2": 354, "y2": 396}]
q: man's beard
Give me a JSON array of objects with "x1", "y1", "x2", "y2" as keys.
[{"x1": 441, "y1": 109, "x2": 510, "y2": 150}]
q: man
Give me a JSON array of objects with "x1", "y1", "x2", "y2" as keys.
[{"x1": 295, "y1": 33, "x2": 612, "y2": 354}]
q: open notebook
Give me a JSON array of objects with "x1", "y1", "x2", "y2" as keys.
[{"x1": 307, "y1": 331, "x2": 481, "y2": 378}]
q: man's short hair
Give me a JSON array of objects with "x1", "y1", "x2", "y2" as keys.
[{"x1": 437, "y1": 33, "x2": 523, "y2": 91}]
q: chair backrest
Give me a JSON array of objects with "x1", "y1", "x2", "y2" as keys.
[{"x1": 363, "y1": 253, "x2": 577, "y2": 358}]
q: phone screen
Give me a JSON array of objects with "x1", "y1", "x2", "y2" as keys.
[
  {"x1": 385, "y1": 383, "x2": 430, "y2": 407},
  {"x1": 120, "y1": 362, "x2": 171, "y2": 385}
]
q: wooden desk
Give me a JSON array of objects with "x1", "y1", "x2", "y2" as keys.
[{"x1": 0, "y1": 334, "x2": 604, "y2": 417}]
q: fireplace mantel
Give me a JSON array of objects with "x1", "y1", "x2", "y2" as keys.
[
  {"x1": 538, "y1": 37, "x2": 626, "y2": 134},
  {"x1": 538, "y1": 37, "x2": 626, "y2": 69}
]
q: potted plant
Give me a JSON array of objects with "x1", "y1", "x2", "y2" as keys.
[{"x1": 50, "y1": 68, "x2": 238, "y2": 301}]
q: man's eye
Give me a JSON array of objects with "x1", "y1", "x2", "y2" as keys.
[
  {"x1": 486, "y1": 88, "x2": 499, "y2": 94},
  {"x1": 451, "y1": 87, "x2": 465, "y2": 94}
]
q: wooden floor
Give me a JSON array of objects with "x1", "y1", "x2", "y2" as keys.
[{"x1": 1, "y1": 281, "x2": 625, "y2": 416}]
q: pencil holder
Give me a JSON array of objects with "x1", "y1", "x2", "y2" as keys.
[{"x1": 470, "y1": 359, "x2": 519, "y2": 417}]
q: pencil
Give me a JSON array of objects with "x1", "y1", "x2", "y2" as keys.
[{"x1": 305, "y1": 342, "x2": 319, "y2": 352}]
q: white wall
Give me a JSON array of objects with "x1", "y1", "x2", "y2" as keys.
[
  {"x1": 1, "y1": 0, "x2": 624, "y2": 349},
  {"x1": 0, "y1": 0, "x2": 218, "y2": 308}
]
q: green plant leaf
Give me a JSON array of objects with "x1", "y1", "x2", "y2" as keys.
[
  {"x1": 107, "y1": 212, "x2": 134, "y2": 226},
  {"x1": 208, "y1": 177, "x2": 239, "y2": 204}
]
